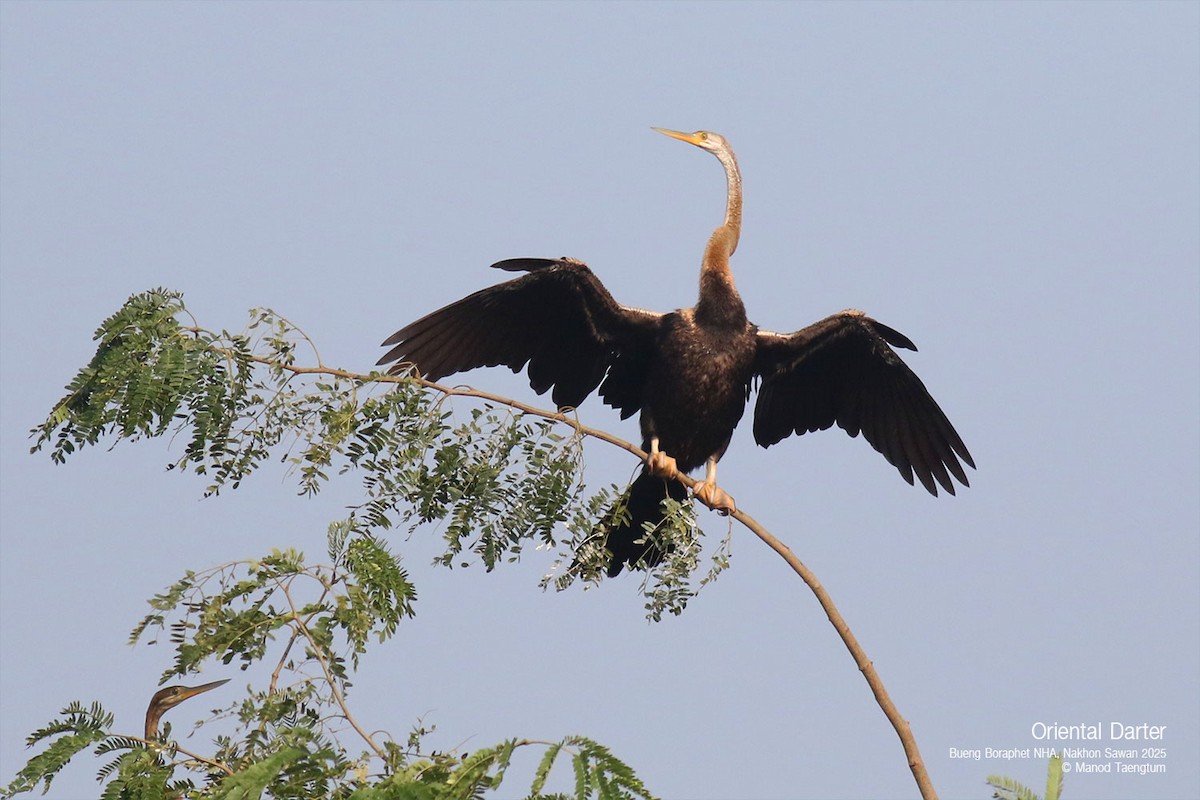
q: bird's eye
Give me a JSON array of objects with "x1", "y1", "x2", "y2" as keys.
[{"x1": 698, "y1": 131, "x2": 709, "y2": 141}]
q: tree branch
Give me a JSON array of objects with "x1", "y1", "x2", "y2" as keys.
[
  {"x1": 132, "y1": 735, "x2": 234, "y2": 777},
  {"x1": 727, "y1": 508, "x2": 937, "y2": 799}
]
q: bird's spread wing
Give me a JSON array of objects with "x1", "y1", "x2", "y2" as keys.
[
  {"x1": 378, "y1": 257, "x2": 663, "y2": 411},
  {"x1": 752, "y1": 311, "x2": 975, "y2": 496}
]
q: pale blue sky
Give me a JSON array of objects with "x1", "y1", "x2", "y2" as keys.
[{"x1": 2, "y1": 2, "x2": 1197, "y2": 798}]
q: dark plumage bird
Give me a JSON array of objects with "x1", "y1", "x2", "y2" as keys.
[{"x1": 378, "y1": 128, "x2": 974, "y2": 576}]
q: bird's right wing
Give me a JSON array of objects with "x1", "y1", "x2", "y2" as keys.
[
  {"x1": 378, "y1": 257, "x2": 663, "y2": 410},
  {"x1": 753, "y1": 311, "x2": 975, "y2": 496}
]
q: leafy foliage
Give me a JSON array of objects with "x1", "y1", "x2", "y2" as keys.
[
  {"x1": 8, "y1": 289, "x2": 683, "y2": 798},
  {"x1": 3, "y1": 702, "x2": 113, "y2": 796},
  {"x1": 4, "y1": 536, "x2": 655, "y2": 799},
  {"x1": 30, "y1": 289, "x2": 726, "y2": 607},
  {"x1": 31, "y1": 288, "x2": 253, "y2": 487}
]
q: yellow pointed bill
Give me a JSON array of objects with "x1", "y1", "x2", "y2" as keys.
[
  {"x1": 651, "y1": 127, "x2": 706, "y2": 146},
  {"x1": 177, "y1": 678, "x2": 230, "y2": 701}
]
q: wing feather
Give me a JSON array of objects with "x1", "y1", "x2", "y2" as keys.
[
  {"x1": 753, "y1": 311, "x2": 973, "y2": 496},
  {"x1": 378, "y1": 258, "x2": 663, "y2": 412}
]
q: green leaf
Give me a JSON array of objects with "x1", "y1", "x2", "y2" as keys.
[
  {"x1": 1045, "y1": 755, "x2": 1064, "y2": 800},
  {"x1": 529, "y1": 741, "x2": 563, "y2": 795}
]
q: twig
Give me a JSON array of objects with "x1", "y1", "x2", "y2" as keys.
[
  {"x1": 132, "y1": 735, "x2": 234, "y2": 777},
  {"x1": 274, "y1": 576, "x2": 388, "y2": 761}
]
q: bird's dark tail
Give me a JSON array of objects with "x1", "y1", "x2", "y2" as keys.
[{"x1": 601, "y1": 469, "x2": 691, "y2": 577}]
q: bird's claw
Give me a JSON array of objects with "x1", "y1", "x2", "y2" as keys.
[
  {"x1": 647, "y1": 450, "x2": 678, "y2": 479},
  {"x1": 694, "y1": 481, "x2": 735, "y2": 515}
]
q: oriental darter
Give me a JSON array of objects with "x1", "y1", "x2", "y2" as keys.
[{"x1": 378, "y1": 128, "x2": 974, "y2": 576}]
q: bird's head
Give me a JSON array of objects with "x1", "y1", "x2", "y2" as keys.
[
  {"x1": 148, "y1": 678, "x2": 230, "y2": 714},
  {"x1": 652, "y1": 127, "x2": 731, "y2": 156}
]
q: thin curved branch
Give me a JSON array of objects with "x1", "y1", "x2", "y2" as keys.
[
  {"x1": 274, "y1": 576, "x2": 388, "y2": 761},
  {"x1": 130, "y1": 735, "x2": 234, "y2": 777},
  {"x1": 204, "y1": 350, "x2": 937, "y2": 798},
  {"x1": 726, "y1": 507, "x2": 937, "y2": 800}
]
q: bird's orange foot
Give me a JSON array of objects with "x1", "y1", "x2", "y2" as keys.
[
  {"x1": 694, "y1": 481, "x2": 736, "y2": 515},
  {"x1": 647, "y1": 450, "x2": 678, "y2": 479}
]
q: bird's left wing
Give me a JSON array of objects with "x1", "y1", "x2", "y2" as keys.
[
  {"x1": 378, "y1": 258, "x2": 663, "y2": 410},
  {"x1": 752, "y1": 311, "x2": 975, "y2": 496}
]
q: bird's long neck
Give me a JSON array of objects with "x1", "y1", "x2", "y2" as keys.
[
  {"x1": 696, "y1": 146, "x2": 746, "y2": 327},
  {"x1": 145, "y1": 707, "x2": 163, "y2": 740}
]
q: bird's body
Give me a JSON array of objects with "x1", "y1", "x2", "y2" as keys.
[
  {"x1": 379, "y1": 128, "x2": 974, "y2": 576},
  {"x1": 639, "y1": 306, "x2": 755, "y2": 472}
]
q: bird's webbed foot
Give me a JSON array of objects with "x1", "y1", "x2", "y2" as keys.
[{"x1": 693, "y1": 480, "x2": 736, "y2": 516}]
